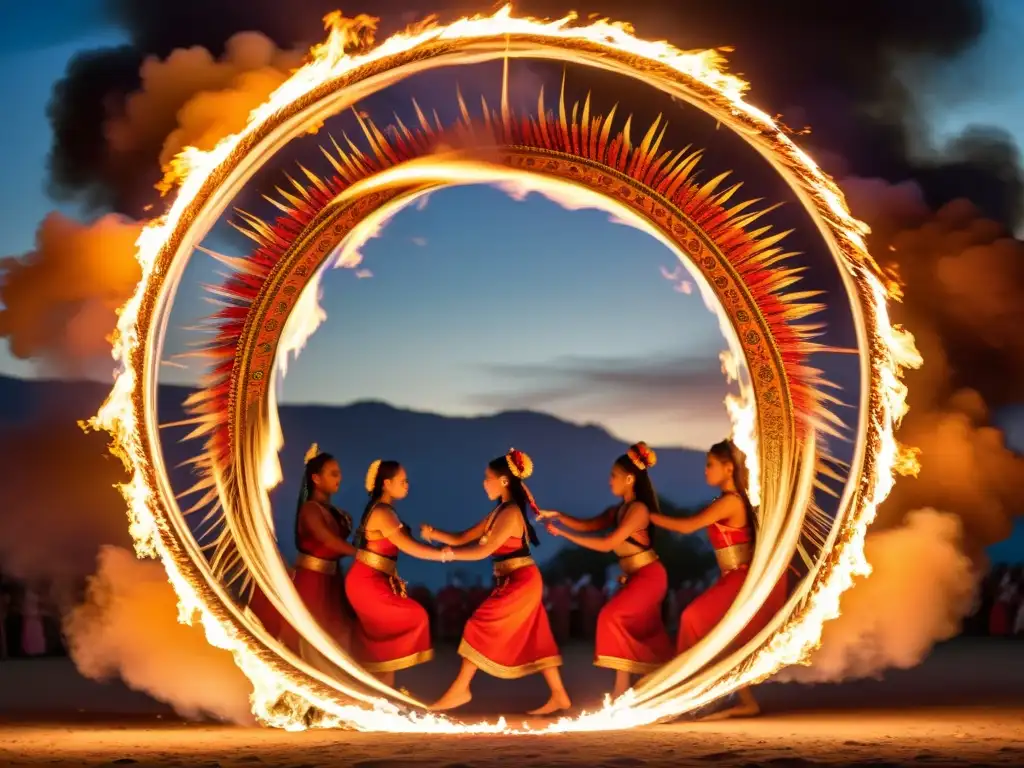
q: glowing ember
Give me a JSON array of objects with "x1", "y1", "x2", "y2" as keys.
[{"x1": 90, "y1": 4, "x2": 921, "y2": 733}]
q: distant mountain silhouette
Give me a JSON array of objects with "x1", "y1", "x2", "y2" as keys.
[{"x1": 0, "y1": 374, "x2": 711, "y2": 588}]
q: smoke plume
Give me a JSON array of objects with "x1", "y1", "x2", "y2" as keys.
[
  {"x1": 64, "y1": 546, "x2": 254, "y2": 723},
  {"x1": 779, "y1": 177, "x2": 1024, "y2": 683},
  {"x1": 0, "y1": 213, "x2": 144, "y2": 373}
]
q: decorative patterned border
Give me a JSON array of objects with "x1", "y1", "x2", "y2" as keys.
[
  {"x1": 235, "y1": 150, "x2": 793, "y2": 487},
  {"x1": 103, "y1": 19, "x2": 900, "y2": 729}
]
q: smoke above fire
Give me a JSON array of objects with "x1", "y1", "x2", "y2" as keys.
[
  {"x1": 0, "y1": 0, "x2": 1021, "y2": 713},
  {"x1": 780, "y1": 176, "x2": 1024, "y2": 682},
  {"x1": 64, "y1": 546, "x2": 255, "y2": 723}
]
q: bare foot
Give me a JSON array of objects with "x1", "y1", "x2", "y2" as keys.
[
  {"x1": 527, "y1": 691, "x2": 572, "y2": 716},
  {"x1": 698, "y1": 689, "x2": 760, "y2": 721},
  {"x1": 429, "y1": 688, "x2": 472, "y2": 712}
]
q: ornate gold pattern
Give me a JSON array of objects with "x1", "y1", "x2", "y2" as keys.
[
  {"x1": 715, "y1": 542, "x2": 754, "y2": 573},
  {"x1": 458, "y1": 640, "x2": 562, "y2": 680},
  {"x1": 294, "y1": 553, "x2": 338, "y2": 575},
  {"x1": 594, "y1": 655, "x2": 663, "y2": 675},
  {"x1": 618, "y1": 549, "x2": 660, "y2": 575},
  {"x1": 492, "y1": 556, "x2": 535, "y2": 577},
  {"x1": 362, "y1": 648, "x2": 435, "y2": 673}
]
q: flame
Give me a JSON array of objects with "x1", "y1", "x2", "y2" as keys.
[{"x1": 90, "y1": 4, "x2": 921, "y2": 733}]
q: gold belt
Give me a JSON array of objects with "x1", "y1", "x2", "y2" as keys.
[
  {"x1": 715, "y1": 542, "x2": 753, "y2": 573},
  {"x1": 356, "y1": 550, "x2": 407, "y2": 597},
  {"x1": 618, "y1": 549, "x2": 659, "y2": 575},
  {"x1": 493, "y1": 556, "x2": 534, "y2": 577},
  {"x1": 294, "y1": 553, "x2": 337, "y2": 575}
]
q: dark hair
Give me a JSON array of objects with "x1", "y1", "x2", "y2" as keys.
[
  {"x1": 613, "y1": 446, "x2": 662, "y2": 517},
  {"x1": 614, "y1": 442, "x2": 661, "y2": 548},
  {"x1": 487, "y1": 455, "x2": 541, "y2": 547},
  {"x1": 295, "y1": 451, "x2": 337, "y2": 544},
  {"x1": 356, "y1": 460, "x2": 402, "y2": 549},
  {"x1": 708, "y1": 440, "x2": 757, "y2": 548}
]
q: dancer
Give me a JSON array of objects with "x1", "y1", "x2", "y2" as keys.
[
  {"x1": 346, "y1": 460, "x2": 450, "y2": 687},
  {"x1": 539, "y1": 442, "x2": 673, "y2": 697},
  {"x1": 249, "y1": 445, "x2": 356, "y2": 668},
  {"x1": 649, "y1": 439, "x2": 788, "y2": 719},
  {"x1": 421, "y1": 449, "x2": 571, "y2": 715}
]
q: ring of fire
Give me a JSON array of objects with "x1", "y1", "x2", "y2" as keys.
[{"x1": 93, "y1": 7, "x2": 919, "y2": 733}]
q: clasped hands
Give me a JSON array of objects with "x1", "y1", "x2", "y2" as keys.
[
  {"x1": 535, "y1": 508, "x2": 563, "y2": 538},
  {"x1": 419, "y1": 523, "x2": 454, "y2": 562}
]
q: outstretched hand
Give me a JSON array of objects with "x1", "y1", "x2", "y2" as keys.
[
  {"x1": 420, "y1": 523, "x2": 434, "y2": 543},
  {"x1": 535, "y1": 508, "x2": 559, "y2": 521},
  {"x1": 545, "y1": 521, "x2": 563, "y2": 537}
]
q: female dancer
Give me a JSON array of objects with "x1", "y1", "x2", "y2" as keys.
[
  {"x1": 649, "y1": 439, "x2": 788, "y2": 719},
  {"x1": 249, "y1": 445, "x2": 356, "y2": 665},
  {"x1": 538, "y1": 442, "x2": 673, "y2": 697},
  {"x1": 346, "y1": 459, "x2": 451, "y2": 687},
  {"x1": 421, "y1": 449, "x2": 571, "y2": 715}
]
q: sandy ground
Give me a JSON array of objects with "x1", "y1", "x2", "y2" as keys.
[{"x1": 1, "y1": 639, "x2": 1022, "y2": 767}]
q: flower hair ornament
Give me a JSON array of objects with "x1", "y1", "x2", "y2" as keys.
[
  {"x1": 365, "y1": 459, "x2": 382, "y2": 493},
  {"x1": 627, "y1": 441, "x2": 657, "y2": 471},
  {"x1": 505, "y1": 447, "x2": 534, "y2": 479},
  {"x1": 304, "y1": 443, "x2": 320, "y2": 464}
]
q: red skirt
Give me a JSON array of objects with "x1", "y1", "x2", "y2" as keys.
[
  {"x1": 248, "y1": 582, "x2": 285, "y2": 639},
  {"x1": 345, "y1": 561, "x2": 433, "y2": 672},
  {"x1": 678, "y1": 566, "x2": 788, "y2": 653},
  {"x1": 595, "y1": 560, "x2": 672, "y2": 674},
  {"x1": 459, "y1": 563, "x2": 562, "y2": 678},
  {"x1": 247, "y1": 567, "x2": 353, "y2": 661},
  {"x1": 281, "y1": 567, "x2": 354, "y2": 653}
]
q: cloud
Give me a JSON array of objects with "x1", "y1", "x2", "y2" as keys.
[
  {"x1": 0, "y1": 212, "x2": 145, "y2": 373},
  {"x1": 473, "y1": 353, "x2": 728, "y2": 416}
]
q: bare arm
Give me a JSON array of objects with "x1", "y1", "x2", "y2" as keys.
[
  {"x1": 547, "y1": 503, "x2": 649, "y2": 553},
  {"x1": 371, "y1": 507, "x2": 447, "y2": 562},
  {"x1": 300, "y1": 503, "x2": 356, "y2": 558},
  {"x1": 448, "y1": 507, "x2": 522, "y2": 562},
  {"x1": 537, "y1": 505, "x2": 615, "y2": 533},
  {"x1": 649, "y1": 496, "x2": 741, "y2": 535},
  {"x1": 421, "y1": 516, "x2": 490, "y2": 546}
]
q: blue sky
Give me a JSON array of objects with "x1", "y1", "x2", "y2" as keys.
[{"x1": 0, "y1": 1, "x2": 1022, "y2": 463}]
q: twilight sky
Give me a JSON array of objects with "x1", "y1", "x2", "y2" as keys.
[{"x1": 0, "y1": 0, "x2": 1022, "y2": 452}]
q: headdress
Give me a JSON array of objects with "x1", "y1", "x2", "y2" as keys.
[
  {"x1": 505, "y1": 447, "x2": 533, "y2": 479},
  {"x1": 365, "y1": 459, "x2": 382, "y2": 493},
  {"x1": 304, "y1": 443, "x2": 320, "y2": 464},
  {"x1": 626, "y1": 441, "x2": 657, "y2": 471}
]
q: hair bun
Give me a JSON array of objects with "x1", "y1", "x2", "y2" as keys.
[
  {"x1": 365, "y1": 459, "x2": 382, "y2": 493},
  {"x1": 505, "y1": 448, "x2": 534, "y2": 480},
  {"x1": 627, "y1": 441, "x2": 657, "y2": 470},
  {"x1": 304, "y1": 443, "x2": 320, "y2": 464}
]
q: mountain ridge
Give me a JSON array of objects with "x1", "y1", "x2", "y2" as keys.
[{"x1": 0, "y1": 373, "x2": 712, "y2": 588}]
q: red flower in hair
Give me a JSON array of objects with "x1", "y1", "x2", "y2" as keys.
[{"x1": 505, "y1": 447, "x2": 534, "y2": 479}]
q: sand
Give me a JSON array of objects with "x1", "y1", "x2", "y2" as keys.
[{"x1": 1, "y1": 639, "x2": 1022, "y2": 767}]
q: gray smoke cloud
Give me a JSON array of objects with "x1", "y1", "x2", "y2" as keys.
[{"x1": 778, "y1": 178, "x2": 1024, "y2": 683}]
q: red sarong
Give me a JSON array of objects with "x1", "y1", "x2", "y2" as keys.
[
  {"x1": 678, "y1": 520, "x2": 788, "y2": 653},
  {"x1": 678, "y1": 567, "x2": 788, "y2": 652},
  {"x1": 595, "y1": 560, "x2": 672, "y2": 674},
  {"x1": 459, "y1": 551, "x2": 561, "y2": 679},
  {"x1": 345, "y1": 539, "x2": 432, "y2": 673}
]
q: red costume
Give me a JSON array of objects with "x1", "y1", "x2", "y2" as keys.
[
  {"x1": 678, "y1": 502, "x2": 788, "y2": 653},
  {"x1": 459, "y1": 504, "x2": 562, "y2": 678},
  {"x1": 248, "y1": 502, "x2": 354, "y2": 656},
  {"x1": 594, "y1": 503, "x2": 673, "y2": 674},
  {"x1": 345, "y1": 509, "x2": 433, "y2": 673}
]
